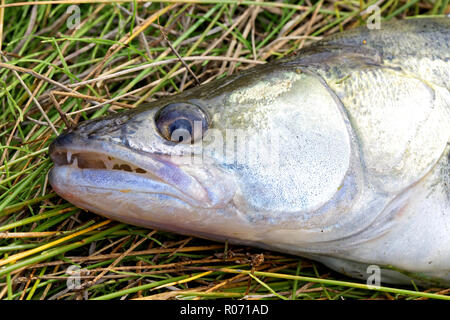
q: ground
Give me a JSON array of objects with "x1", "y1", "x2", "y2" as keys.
[{"x1": 0, "y1": 0, "x2": 449, "y2": 300}]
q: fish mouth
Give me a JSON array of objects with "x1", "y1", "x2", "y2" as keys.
[
  {"x1": 48, "y1": 134, "x2": 223, "y2": 208},
  {"x1": 51, "y1": 149, "x2": 148, "y2": 174}
]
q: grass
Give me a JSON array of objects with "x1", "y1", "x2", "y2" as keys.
[{"x1": 0, "y1": 0, "x2": 449, "y2": 300}]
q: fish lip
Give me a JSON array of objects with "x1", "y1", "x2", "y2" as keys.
[{"x1": 48, "y1": 134, "x2": 218, "y2": 208}]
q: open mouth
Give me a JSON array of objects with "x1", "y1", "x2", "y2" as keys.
[
  {"x1": 49, "y1": 142, "x2": 216, "y2": 208},
  {"x1": 51, "y1": 150, "x2": 149, "y2": 175},
  {"x1": 49, "y1": 147, "x2": 195, "y2": 197},
  {"x1": 49, "y1": 130, "x2": 236, "y2": 209}
]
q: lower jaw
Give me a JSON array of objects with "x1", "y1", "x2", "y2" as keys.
[{"x1": 48, "y1": 165, "x2": 208, "y2": 208}]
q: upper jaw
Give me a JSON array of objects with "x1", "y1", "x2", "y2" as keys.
[{"x1": 48, "y1": 132, "x2": 228, "y2": 208}]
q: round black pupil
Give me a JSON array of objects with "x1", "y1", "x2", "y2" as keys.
[{"x1": 168, "y1": 118, "x2": 192, "y2": 142}]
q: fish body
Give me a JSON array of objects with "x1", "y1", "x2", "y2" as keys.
[{"x1": 49, "y1": 18, "x2": 450, "y2": 286}]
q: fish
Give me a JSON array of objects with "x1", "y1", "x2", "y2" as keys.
[{"x1": 49, "y1": 18, "x2": 450, "y2": 287}]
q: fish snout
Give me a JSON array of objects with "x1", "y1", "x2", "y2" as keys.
[{"x1": 49, "y1": 129, "x2": 77, "y2": 163}]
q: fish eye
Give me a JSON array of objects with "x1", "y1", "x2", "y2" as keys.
[{"x1": 155, "y1": 102, "x2": 208, "y2": 143}]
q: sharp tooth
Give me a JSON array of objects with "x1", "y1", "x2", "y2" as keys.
[
  {"x1": 67, "y1": 151, "x2": 72, "y2": 164},
  {"x1": 72, "y1": 156, "x2": 78, "y2": 168},
  {"x1": 105, "y1": 161, "x2": 113, "y2": 170}
]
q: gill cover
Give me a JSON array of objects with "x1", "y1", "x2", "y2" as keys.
[{"x1": 205, "y1": 69, "x2": 352, "y2": 216}]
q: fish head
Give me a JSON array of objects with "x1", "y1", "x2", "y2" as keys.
[{"x1": 49, "y1": 63, "x2": 357, "y2": 249}]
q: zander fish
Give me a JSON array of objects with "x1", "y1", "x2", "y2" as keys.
[{"x1": 49, "y1": 18, "x2": 450, "y2": 286}]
